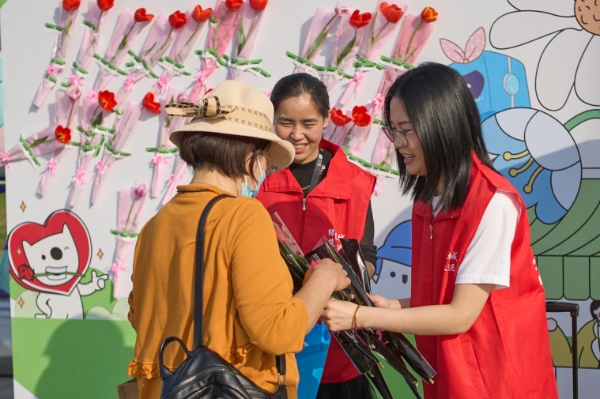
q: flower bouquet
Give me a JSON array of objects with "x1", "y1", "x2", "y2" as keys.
[
  {"x1": 228, "y1": 0, "x2": 269, "y2": 80},
  {"x1": 272, "y1": 213, "x2": 436, "y2": 399},
  {"x1": 371, "y1": 7, "x2": 437, "y2": 168},
  {"x1": 92, "y1": 7, "x2": 155, "y2": 92},
  {"x1": 108, "y1": 184, "x2": 148, "y2": 298},
  {"x1": 339, "y1": 1, "x2": 407, "y2": 106}
]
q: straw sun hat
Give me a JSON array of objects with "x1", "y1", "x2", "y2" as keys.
[{"x1": 167, "y1": 80, "x2": 295, "y2": 171}]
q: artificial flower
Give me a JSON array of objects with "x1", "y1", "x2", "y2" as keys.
[
  {"x1": 349, "y1": 9, "x2": 372, "y2": 29},
  {"x1": 330, "y1": 108, "x2": 352, "y2": 126},
  {"x1": 169, "y1": 10, "x2": 187, "y2": 29},
  {"x1": 380, "y1": 2, "x2": 403, "y2": 24},
  {"x1": 134, "y1": 183, "x2": 148, "y2": 198},
  {"x1": 97, "y1": 0, "x2": 114, "y2": 12},
  {"x1": 192, "y1": 5, "x2": 212, "y2": 23},
  {"x1": 66, "y1": 84, "x2": 82, "y2": 101},
  {"x1": 401, "y1": 6, "x2": 438, "y2": 62},
  {"x1": 226, "y1": 0, "x2": 244, "y2": 11},
  {"x1": 335, "y1": 3, "x2": 352, "y2": 16},
  {"x1": 134, "y1": 8, "x2": 154, "y2": 23},
  {"x1": 55, "y1": 125, "x2": 72, "y2": 143},
  {"x1": 63, "y1": 0, "x2": 80, "y2": 11},
  {"x1": 142, "y1": 92, "x2": 161, "y2": 114},
  {"x1": 18, "y1": 264, "x2": 35, "y2": 281},
  {"x1": 98, "y1": 90, "x2": 117, "y2": 111},
  {"x1": 352, "y1": 105, "x2": 371, "y2": 126},
  {"x1": 249, "y1": 0, "x2": 268, "y2": 12},
  {"x1": 420, "y1": 6, "x2": 438, "y2": 23}
]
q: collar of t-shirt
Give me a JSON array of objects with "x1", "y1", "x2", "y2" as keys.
[{"x1": 289, "y1": 148, "x2": 333, "y2": 195}]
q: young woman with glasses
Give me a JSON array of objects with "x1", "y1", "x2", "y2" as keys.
[{"x1": 321, "y1": 62, "x2": 558, "y2": 399}]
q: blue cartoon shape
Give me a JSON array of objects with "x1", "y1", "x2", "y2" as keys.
[
  {"x1": 372, "y1": 221, "x2": 412, "y2": 299},
  {"x1": 440, "y1": 27, "x2": 531, "y2": 121},
  {"x1": 482, "y1": 108, "x2": 582, "y2": 224}
]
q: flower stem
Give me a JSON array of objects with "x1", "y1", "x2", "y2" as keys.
[
  {"x1": 238, "y1": 12, "x2": 258, "y2": 56},
  {"x1": 402, "y1": 19, "x2": 423, "y2": 61},
  {"x1": 124, "y1": 198, "x2": 137, "y2": 233},
  {"x1": 373, "y1": 22, "x2": 389, "y2": 45},
  {"x1": 111, "y1": 22, "x2": 137, "y2": 64},
  {"x1": 67, "y1": 102, "x2": 75, "y2": 128},
  {"x1": 305, "y1": 14, "x2": 337, "y2": 60},
  {"x1": 212, "y1": 10, "x2": 230, "y2": 51},
  {"x1": 328, "y1": 126, "x2": 338, "y2": 141},
  {"x1": 152, "y1": 28, "x2": 173, "y2": 61},
  {"x1": 183, "y1": 22, "x2": 201, "y2": 52}
]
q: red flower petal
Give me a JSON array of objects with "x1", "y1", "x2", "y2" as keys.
[
  {"x1": 97, "y1": 0, "x2": 114, "y2": 12},
  {"x1": 225, "y1": 0, "x2": 244, "y2": 11},
  {"x1": 192, "y1": 5, "x2": 212, "y2": 23},
  {"x1": 142, "y1": 92, "x2": 161, "y2": 114},
  {"x1": 169, "y1": 10, "x2": 187, "y2": 29},
  {"x1": 250, "y1": 0, "x2": 268, "y2": 12},
  {"x1": 98, "y1": 90, "x2": 117, "y2": 111},
  {"x1": 62, "y1": 0, "x2": 80, "y2": 12},
  {"x1": 134, "y1": 8, "x2": 154, "y2": 23}
]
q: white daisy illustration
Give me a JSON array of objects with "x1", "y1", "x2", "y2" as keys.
[{"x1": 490, "y1": 0, "x2": 600, "y2": 110}]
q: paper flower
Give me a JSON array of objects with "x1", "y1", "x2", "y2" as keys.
[
  {"x1": 237, "y1": 0, "x2": 268, "y2": 55},
  {"x1": 352, "y1": 105, "x2": 371, "y2": 127},
  {"x1": 327, "y1": 107, "x2": 352, "y2": 143},
  {"x1": 400, "y1": 7, "x2": 438, "y2": 62},
  {"x1": 490, "y1": 0, "x2": 600, "y2": 110},
  {"x1": 336, "y1": 10, "x2": 371, "y2": 66},
  {"x1": 54, "y1": 126, "x2": 72, "y2": 143},
  {"x1": 142, "y1": 92, "x2": 161, "y2": 114},
  {"x1": 380, "y1": 2, "x2": 403, "y2": 24},
  {"x1": 420, "y1": 6, "x2": 438, "y2": 23},
  {"x1": 110, "y1": 8, "x2": 155, "y2": 65},
  {"x1": 58, "y1": 0, "x2": 81, "y2": 56},
  {"x1": 193, "y1": 5, "x2": 212, "y2": 22}
]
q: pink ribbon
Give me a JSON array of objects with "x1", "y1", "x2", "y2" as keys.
[
  {"x1": 370, "y1": 93, "x2": 385, "y2": 116},
  {"x1": 95, "y1": 160, "x2": 107, "y2": 175},
  {"x1": 338, "y1": 71, "x2": 365, "y2": 106},
  {"x1": 0, "y1": 153, "x2": 11, "y2": 168},
  {"x1": 46, "y1": 158, "x2": 58, "y2": 175},
  {"x1": 72, "y1": 168, "x2": 86, "y2": 184},
  {"x1": 86, "y1": 89, "x2": 98, "y2": 100},
  {"x1": 166, "y1": 173, "x2": 175, "y2": 187},
  {"x1": 123, "y1": 75, "x2": 135, "y2": 93},
  {"x1": 373, "y1": 178, "x2": 382, "y2": 196},
  {"x1": 69, "y1": 74, "x2": 84, "y2": 86},
  {"x1": 109, "y1": 261, "x2": 128, "y2": 299},
  {"x1": 156, "y1": 71, "x2": 169, "y2": 94},
  {"x1": 151, "y1": 154, "x2": 168, "y2": 166},
  {"x1": 193, "y1": 70, "x2": 207, "y2": 88}
]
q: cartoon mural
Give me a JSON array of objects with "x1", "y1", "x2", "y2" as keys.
[
  {"x1": 372, "y1": 220, "x2": 412, "y2": 299},
  {"x1": 8, "y1": 210, "x2": 108, "y2": 319}
]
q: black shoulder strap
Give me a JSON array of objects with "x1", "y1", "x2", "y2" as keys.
[
  {"x1": 194, "y1": 194, "x2": 231, "y2": 348},
  {"x1": 192, "y1": 194, "x2": 286, "y2": 383}
]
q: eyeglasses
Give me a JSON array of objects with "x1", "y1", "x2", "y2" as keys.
[
  {"x1": 381, "y1": 126, "x2": 415, "y2": 147},
  {"x1": 264, "y1": 156, "x2": 278, "y2": 177}
]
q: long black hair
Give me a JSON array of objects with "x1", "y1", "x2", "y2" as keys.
[
  {"x1": 270, "y1": 73, "x2": 330, "y2": 118},
  {"x1": 384, "y1": 62, "x2": 493, "y2": 211}
]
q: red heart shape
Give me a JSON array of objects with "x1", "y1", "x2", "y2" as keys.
[{"x1": 8, "y1": 210, "x2": 91, "y2": 295}]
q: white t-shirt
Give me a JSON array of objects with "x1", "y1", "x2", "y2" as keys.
[{"x1": 432, "y1": 190, "x2": 520, "y2": 290}]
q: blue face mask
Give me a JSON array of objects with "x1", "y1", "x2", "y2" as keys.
[{"x1": 240, "y1": 165, "x2": 266, "y2": 198}]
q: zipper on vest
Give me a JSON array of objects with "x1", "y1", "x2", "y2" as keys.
[
  {"x1": 302, "y1": 198, "x2": 307, "y2": 211},
  {"x1": 429, "y1": 224, "x2": 433, "y2": 239}
]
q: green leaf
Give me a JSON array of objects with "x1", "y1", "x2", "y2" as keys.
[
  {"x1": 336, "y1": 35, "x2": 356, "y2": 67},
  {"x1": 29, "y1": 136, "x2": 49, "y2": 149},
  {"x1": 91, "y1": 113, "x2": 103, "y2": 127},
  {"x1": 305, "y1": 28, "x2": 330, "y2": 60}
]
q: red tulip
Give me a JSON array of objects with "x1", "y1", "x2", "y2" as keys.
[
  {"x1": 192, "y1": 5, "x2": 212, "y2": 23},
  {"x1": 134, "y1": 8, "x2": 154, "y2": 23},
  {"x1": 55, "y1": 125, "x2": 72, "y2": 143},
  {"x1": 420, "y1": 7, "x2": 438, "y2": 23},
  {"x1": 225, "y1": 0, "x2": 244, "y2": 11},
  {"x1": 62, "y1": 0, "x2": 80, "y2": 12},
  {"x1": 352, "y1": 105, "x2": 371, "y2": 127},
  {"x1": 142, "y1": 92, "x2": 161, "y2": 114},
  {"x1": 97, "y1": 0, "x2": 114, "y2": 12},
  {"x1": 349, "y1": 10, "x2": 372, "y2": 29},
  {"x1": 330, "y1": 108, "x2": 352, "y2": 126},
  {"x1": 249, "y1": 0, "x2": 268, "y2": 12},
  {"x1": 169, "y1": 10, "x2": 187, "y2": 29},
  {"x1": 98, "y1": 90, "x2": 117, "y2": 111},
  {"x1": 379, "y1": 2, "x2": 403, "y2": 24}
]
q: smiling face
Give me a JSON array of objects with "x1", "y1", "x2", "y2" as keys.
[
  {"x1": 389, "y1": 96, "x2": 426, "y2": 176},
  {"x1": 274, "y1": 95, "x2": 328, "y2": 164},
  {"x1": 575, "y1": 0, "x2": 600, "y2": 34},
  {"x1": 22, "y1": 224, "x2": 79, "y2": 286}
]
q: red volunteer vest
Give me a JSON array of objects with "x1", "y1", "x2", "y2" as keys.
[
  {"x1": 411, "y1": 156, "x2": 558, "y2": 399},
  {"x1": 258, "y1": 139, "x2": 376, "y2": 384}
]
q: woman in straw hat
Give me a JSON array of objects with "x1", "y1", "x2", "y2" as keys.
[{"x1": 126, "y1": 80, "x2": 351, "y2": 399}]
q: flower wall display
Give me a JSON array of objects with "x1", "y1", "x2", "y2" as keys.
[{"x1": 3, "y1": 1, "x2": 600, "y2": 398}]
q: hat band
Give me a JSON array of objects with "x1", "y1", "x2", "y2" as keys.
[{"x1": 222, "y1": 108, "x2": 274, "y2": 134}]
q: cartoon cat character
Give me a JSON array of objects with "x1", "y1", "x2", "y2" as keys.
[{"x1": 9, "y1": 210, "x2": 107, "y2": 319}]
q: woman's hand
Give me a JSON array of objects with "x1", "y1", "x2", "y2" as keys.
[
  {"x1": 321, "y1": 299, "x2": 359, "y2": 331},
  {"x1": 309, "y1": 259, "x2": 350, "y2": 291},
  {"x1": 369, "y1": 294, "x2": 402, "y2": 309}
]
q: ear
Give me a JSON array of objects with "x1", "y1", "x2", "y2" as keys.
[
  {"x1": 22, "y1": 241, "x2": 33, "y2": 258},
  {"x1": 322, "y1": 115, "x2": 330, "y2": 131},
  {"x1": 61, "y1": 223, "x2": 72, "y2": 237}
]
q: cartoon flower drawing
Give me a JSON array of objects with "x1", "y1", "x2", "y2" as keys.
[
  {"x1": 482, "y1": 107, "x2": 600, "y2": 224},
  {"x1": 490, "y1": 0, "x2": 600, "y2": 110}
]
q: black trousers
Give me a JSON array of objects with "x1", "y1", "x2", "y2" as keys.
[{"x1": 316, "y1": 374, "x2": 375, "y2": 399}]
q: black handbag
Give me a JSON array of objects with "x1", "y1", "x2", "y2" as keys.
[{"x1": 159, "y1": 194, "x2": 288, "y2": 399}]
